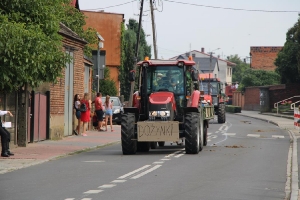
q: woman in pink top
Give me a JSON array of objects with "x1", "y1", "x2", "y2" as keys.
[{"x1": 104, "y1": 95, "x2": 113, "y2": 132}]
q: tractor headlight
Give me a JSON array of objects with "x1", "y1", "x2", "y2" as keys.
[
  {"x1": 149, "y1": 111, "x2": 158, "y2": 117},
  {"x1": 113, "y1": 109, "x2": 120, "y2": 114},
  {"x1": 149, "y1": 111, "x2": 170, "y2": 117}
]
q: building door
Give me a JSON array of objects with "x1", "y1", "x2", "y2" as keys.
[
  {"x1": 84, "y1": 65, "x2": 90, "y2": 93},
  {"x1": 64, "y1": 51, "x2": 74, "y2": 136}
]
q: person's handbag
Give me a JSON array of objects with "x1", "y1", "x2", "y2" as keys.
[{"x1": 79, "y1": 103, "x2": 87, "y2": 112}]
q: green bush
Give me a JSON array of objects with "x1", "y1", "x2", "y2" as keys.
[{"x1": 225, "y1": 105, "x2": 241, "y2": 113}]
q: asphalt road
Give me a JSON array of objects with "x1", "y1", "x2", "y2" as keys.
[{"x1": 0, "y1": 114, "x2": 290, "y2": 200}]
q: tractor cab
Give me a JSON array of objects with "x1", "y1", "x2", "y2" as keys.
[{"x1": 131, "y1": 58, "x2": 198, "y2": 122}]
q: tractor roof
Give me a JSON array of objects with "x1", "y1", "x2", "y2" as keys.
[
  {"x1": 137, "y1": 59, "x2": 195, "y2": 66},
  {"x1": 199, "y1": 73, "x2": 221, "y2": 82}
]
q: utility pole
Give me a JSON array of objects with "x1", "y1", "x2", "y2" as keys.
[
  {"x1": 150, "y1": 0, "x2": 158, "y2": 59},
  {"x1": 128, "y1": 0, "x2": 144, "y2": 106}
]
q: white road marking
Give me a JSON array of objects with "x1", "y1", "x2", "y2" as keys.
[
  {"x1": 81, "y1": 199, "x2": 92, "y2": 200},
  {"x1": 161, "y1": 158, "x2": 170, "y2": 161},
  {"x1": 83, "y1": 161, "x2": 105, "y2": 163},
  {"x1": 118, "y1": 165, "x2": 151, "y2": 179},
  {"x1": 98, "y1": 184, "x2": 116, "y2": 189},
  {"x1": 247, "y1": 134, "x2": 260, "y2": 138},
  {"x1": 83, "y1": 190, "x2": 103, "y2": 194},
  {"x1": 174, "y1": 153, "x2": 184, "y2": 158},
  {"x1": 222, "y1": 133, "x2": 236, "y2": 136},
  {"x1": 65, "y1": 199, "x2": 75, "y2": 200},
  {"x1": 111, "y1": 180, "x2": 127, "y2": 183},
  {"x1": 131, "y1": 165, "x2": 162, "y2": 179},
  {"x1": 208, "y1": 132, "x2": 212, "y2": 135},
  {"x1": 153, "y1": 161, "x2": 164, "y2": 164},
  {"x1": 208, "y1": 139, "x2": 211, "y2": 142},
  {"x1": 272, "y1": 135, "x2": 285, "y2": 139}
]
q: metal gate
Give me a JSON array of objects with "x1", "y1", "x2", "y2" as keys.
[{"x1": 32, "y1": 93, "x2": 47, "y2": 142}]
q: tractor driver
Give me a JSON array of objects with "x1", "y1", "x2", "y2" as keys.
[{"x1": 165, "y1": 71, "x2": 177, "y2": 92}]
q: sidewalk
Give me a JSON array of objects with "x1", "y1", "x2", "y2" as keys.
[
  {"x1": 0, "y1": 111, "x2": 298, "y2": 175},
  {"x1": 0, "y1": 125, "x2": 121, "y2": 174}
]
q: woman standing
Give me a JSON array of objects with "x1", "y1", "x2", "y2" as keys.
[
  {"x1": 80, "y1": 93, "x2": 91, "y2": 136},
  {"x1": 104, "y1": 95, "x2": 113, "y2": 132},
  {"x1": 73, "y1": 94, "x2": 81, "y2": 135}
]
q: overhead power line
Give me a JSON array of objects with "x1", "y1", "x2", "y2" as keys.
[
  {"x1": 164, "y1": 0, "x2": 300, "y2": 13},
  {"x1": 83, "y1": 0, "x2": 136, "y2": 11}
]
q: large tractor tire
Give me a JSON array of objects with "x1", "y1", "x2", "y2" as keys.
[
  {"x1": 137, "y1": 142, "x2": 150, "y2": 152},
  {"x1": 121, "y1": 113, "x2": 137, "y2": 155},
  {"x1": 203, "y1": 123, "x2": 208, "y2": 146},
  {"x1": 217, "y1": 104, "x2": 226, "y2": 124},
  {"x1": 185, "y1": 112, "x2": 202, "y2": 154}
]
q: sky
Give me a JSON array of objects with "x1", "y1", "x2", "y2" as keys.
[{"x1": 79, "y1": 0, "x2": 300, "y2": 61}]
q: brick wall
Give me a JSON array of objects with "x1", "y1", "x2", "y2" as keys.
[
  {"x1": 82, "y1": 11, "x2": 124, "y2": 95},
  {"x1": 50, "y1": 37, "x2": 86, "y2": 115},
  {"x1": 250, "y1": 46, "x2": 283, "y2": 71},
  {"x1": 243, "y1": 87, "x2": 261, "y2": 111},
  {"x1": 269, "y1": 83, "x2": 300, "y2": 110}
]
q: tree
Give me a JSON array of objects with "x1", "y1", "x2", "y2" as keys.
[
  {"x1": 227, "y1": 55, "x2": 250, "y2": 84},
  {"x1": 0, "y1": 0, "x2": 97, "y2": 91},
  {"x1": 99, "y1": 67, "x2": 117, "y2": 96},
  {"x1": 239, "y1": 69, "x2": 280, "y2": 91},
  {"x1": 275, "y1": 18, "x2": 300, "y2": 84},
  {"x1": 119, "y1": 19, "x2": 152, "y2": 101}
]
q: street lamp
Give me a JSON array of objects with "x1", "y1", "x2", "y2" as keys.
[{"x1": 207, "y1": 48, "x2": 220, "y2": 95}]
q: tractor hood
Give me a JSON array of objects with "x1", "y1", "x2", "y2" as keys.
[{"x1": 149, "y1": 92, "x2": 176, "y2": 111}]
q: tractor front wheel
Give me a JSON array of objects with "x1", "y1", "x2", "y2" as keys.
[
  {"x1": 218, "y1": 104, "x2": 226, "y2": 124},
  {"x1": 121, "y1": 113, "x2": 137, "y2": 155},
  {"x1": 185, "y1": 112, "x2": 200, "y2": 154}
]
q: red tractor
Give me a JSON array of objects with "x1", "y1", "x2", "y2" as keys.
[
  {"x1": 121, "y1": 58, "x2": 214, "y2": 155},
  {"x1": 198, "y1": 73, "x2": 226, "y2": 124}
]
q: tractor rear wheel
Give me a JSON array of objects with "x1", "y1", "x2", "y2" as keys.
[
  {"x1": 203, "y1": 124, "x2": 208, "y2": 146},
  {"x1": 121, "y1": 113, "x2": 137, "y2": 155},
  {"x1": 217, "y1": 104, "x2": 226, "y2": 124},
  {"x1": 185, "y1": 112, "x2": 200, "y2": 154}
]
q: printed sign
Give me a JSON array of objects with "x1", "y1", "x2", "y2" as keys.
[{"x1": 137, "y1": 121, "x2": 179, "y2": 141}]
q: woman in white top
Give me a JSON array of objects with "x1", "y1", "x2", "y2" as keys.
[
  {"x1": 104, "y1": 95, "x2": 113, "y2": 132},
  {"x1": 73, "y1": 94, "x2": 81, "y2": 135}
]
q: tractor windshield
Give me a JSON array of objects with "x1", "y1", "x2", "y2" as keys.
[
  {"x1": 200, "y1": 82, "x2": 218, "y2": 95},
  {"x1": 146, "y1": 66, "x2": 184, "y2": 95}
]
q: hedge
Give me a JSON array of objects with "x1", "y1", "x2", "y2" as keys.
[{"x1": 225, "y1": 105, "x2": 241, "y2": 113}]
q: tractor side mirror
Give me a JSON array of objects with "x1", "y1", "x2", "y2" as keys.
[
  {"x1": 191, "y1": 70, "x2": 199, "y2": 81},
  {"x1": 129, "y1": 70, "x2": 135, "y2": 82}
]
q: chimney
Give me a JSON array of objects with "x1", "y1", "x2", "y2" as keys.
[{"x1": 201, "y1": 48, "x2": 204, "y2": 53}]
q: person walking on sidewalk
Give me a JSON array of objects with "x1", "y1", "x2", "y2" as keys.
[
  {"x1": 73, "y1": 94, "x2": 81, "y2": 135},
  {"x1": 104, "y1": 95, "x2": 113, "y2": 132},
  {"x1": 0, "y1": 110, "x2": 14, "y2": 157},
  {"x1": 94, "y1": 92, "x2": 104, "y2": 131},
  {"x1": 80, "y1": 93, "x2": 91, "y2": 136}
]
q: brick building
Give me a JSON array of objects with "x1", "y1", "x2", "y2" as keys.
[
  {"x1": 81, "y1": 11, "x2": 124, "y2": 95},
  {"x1": 34, "y1": 23, "x2": 93, "y2": 140},
  {"x1": 250, "y1": 46, "x2": 283, "y2": 71}
]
